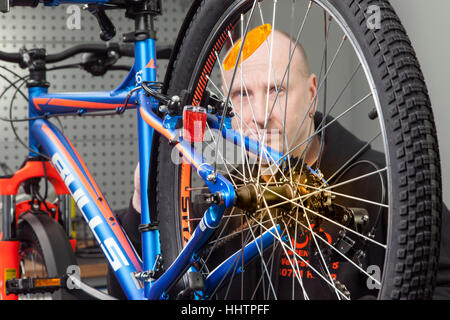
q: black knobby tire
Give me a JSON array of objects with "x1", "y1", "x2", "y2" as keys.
[
  {"x1": 18, "y1": 212, "x2": 79, "y2": 300},
  {"x1": 155, "y1": 0, "x2": 442, "y2": 299}
]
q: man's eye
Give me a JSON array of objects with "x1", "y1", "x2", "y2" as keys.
[
  {"x1": 232, "y1": 91, "x2": 248, "y2": 98},
  {"x1": 270, "y1": 86, "x2": 285, "y2": 94}
]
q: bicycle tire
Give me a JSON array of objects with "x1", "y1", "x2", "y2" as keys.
[
  {"x1": 17, "y1": 212, "x2": 78, "y2": 300},
  {"x1": 155, "y1": 0, "x2": 442, "y2": 300}
]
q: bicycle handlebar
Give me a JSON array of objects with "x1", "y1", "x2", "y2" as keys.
[
  {"x1": 0, "y1": 42, "x2": 136, "y2": 64},
  {"x1": 0, "y1": 0, "x2": 38, "y2": 13},
  {"x1": 0, "y1": 42, "x2": 173, "y2": 66},
  {"x1": 9, "y1": 0, "x2": 39, "y2": 7},
  {"x1": 47, "y1": 43, "x2": 135, "y2": 63}
]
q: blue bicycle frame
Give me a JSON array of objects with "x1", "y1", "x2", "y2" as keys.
[{"x1": 25, "y1": 0, "x2": 292, "y2": 300}]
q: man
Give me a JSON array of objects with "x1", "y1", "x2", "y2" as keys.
[{"x1": 108, "y1": 29, "x2": 450, "y2": 300}]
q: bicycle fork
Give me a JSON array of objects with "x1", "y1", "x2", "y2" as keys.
[{"x1": 0, "y1": 160, "x2": 73, "y2": 300}]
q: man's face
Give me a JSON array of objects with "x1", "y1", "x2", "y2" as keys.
[{"x1": 223, "y1": 31, "x2": 318, "y2": 164}]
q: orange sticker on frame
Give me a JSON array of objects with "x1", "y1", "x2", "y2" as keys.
[{"x1": 146, "y1": 58, "x2": 156, "y2": 69}]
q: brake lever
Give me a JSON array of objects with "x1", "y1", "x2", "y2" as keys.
[{"x1": 86, "y1": 5, "x2": 116, "y2": 41}]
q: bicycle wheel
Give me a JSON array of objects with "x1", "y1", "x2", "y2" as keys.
[
  {"x1": 17, "y1": 212, "x2": 78, "y2": 300},
  {"x1": 155, "y1": 0, "x2": 442, "y2": 300}
]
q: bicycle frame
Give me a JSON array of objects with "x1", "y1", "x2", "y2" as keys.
[
  {"x1": 26, "y1": 38, "x2": 158, "y2": 300},
  {"x1": 0, "y1": 28, "x2": 291, "y2": 299}
]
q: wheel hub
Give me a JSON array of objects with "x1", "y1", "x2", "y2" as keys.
[{"x1": 233, "y1": 166, "x2": 334, "y2": 229}]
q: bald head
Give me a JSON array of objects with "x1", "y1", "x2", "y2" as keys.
[
  {"x1": 274, "y1": 29, "x2": 310, "y2": 79},
  {"x1": 225, "y1": 28, "x2": 310, "y2": 80}
]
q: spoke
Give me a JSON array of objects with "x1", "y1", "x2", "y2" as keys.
[
  {"x1": 244, "y1": 214, "x2": 279, "y2": 299},
  {"x1": 295, "y1": 194, "x2": 342, "y2": 299},
  {"x1": 204, "y1": 76, "x2": 256, "y2": 146},
  {"x1": 257, "y1": 3, "x2": 316, "y2": 182},
  {"x1": 285, "y1": 105, "x2": 341, "y2": 299},
  {"x1": 290, "y1": 215, "x2": 382, "y2": 287},
  {"x1": 259, "y1": 184, "x2": 387, "y2": 248},
  {"x1": 206, "y1": 214, "x2": 273, "y2": 247},
  {"x1": 256, "y1": 0, "x2": 278, "y2": 190},
  {"x1": 256, "y1": 1, "x2": 290, "y2": 155},
  {"x1": 326, "y1": 131, "x2": 381, "y2": 182},
  {"x1": 252, "y1": 189, "x2": 319, "y2": 214},
  {"x1": 282, "y1": 0, "x2": 296, "y2": 183},
  {"x1": 213, "y1": 51, "x2": 256, "y2": 179},
  {"x1": 261, "y1": 0, "x2": 313, "y2": 132},
  {"x1": 225, "y1": 31, "x2": 263, "y2": 143},
  {"x1": 293, "y1": 112, "x2": 315, "y2": 190},
  {"x1": 185, "y1": 212, "x2": 247, "y2": 222},
  {"x1": 275, "y1": 92, "x2": 373, "y2": 166},
  {"x1": 254, "y1": 167, "x2": 388, "y2": 211},
  {"x1": 296, "y1": 201, "x2": 387, "y2": 248},
  {"x1": 222, "y1": 223, "x2": 256, "y2": 299},
  {"x1": 199, "y1": 208, "x2": 236, "y2": 274},
  {"x1": 208, "y1": 235, "x2": 249, "y2": 299},
  {"x1": 316, "y1": 9, "x2": 329, "y2": 170},
  {"x1": 290, "y1": 205, "x2": 306, "y2": 299},
  {"x1": 286, "y1": 62, "x2": 363, "y2": 179},
  {"x1": 315, "y1": 63, "x2": 363, "y2": 169},
  {"x1": 314, "y1": 62, "x2": 362, "y2": 146},
  {"x1": 279, "y1": 218, "x2": 309, "y2": 300},
  {"x1": 260, "y1": 197, "x2": 311, "y2": 296},
  {"x1": 205, "y1": 122, "x2": 247, "y2": 186},
  {"x1": 298, "y1": 182, "x2": 389, "y2": 208},
  {"x1": 214, "y1": 75, "x2": 275, "y2": 185},
  {"x1": 206, "y1": 74, "x2": 227, "y2": 100},
  {"x1": 214, "y1": 0, "x2": 259, "y2": 175},
  {"x1": 265, "y1": 15, "x2": 333, "y2": 172},
  {"x1": 261, "y1": 1, "x2": 314, "y2": 185},
  {"x1": 249, "y1": 232, "x2": 283, "y2": 300},
  {"x1": 239, "y1": 20, "x2": 246, "y2": 189},
  {"x1": 249, "y1": 214, "x2": 349, "y2": 300},
  {"x1": 287, "y1": 34, "x2": 347, "y2": 157},
  {"x1": 327, "y1": 166, "x2": 387, "y2": 191}
]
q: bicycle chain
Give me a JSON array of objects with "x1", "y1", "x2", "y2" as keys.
[{"x1": 333, "y1": 279, "x2": 351, "y2": 300}]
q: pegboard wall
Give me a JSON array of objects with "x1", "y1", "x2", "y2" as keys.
[{"x1": 0, "y1": 0, "x2": 192, "y2": 210}]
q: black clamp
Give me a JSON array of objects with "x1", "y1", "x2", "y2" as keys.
[
  {"x1": 123, "y1": 29, "x2": 154, "y2": 42},
  {"x1": 138, "y1": 221, "x2": 159, "y2": 232},
  {"x1": 80, "y1": 47, "x2": 120, "y2": 77},
  {"x1": 201, "y1": 90, "x2": 234, "y2": 117},
  {"x1": 19, "y1": 47, "x2": 50, "y2": 88}
]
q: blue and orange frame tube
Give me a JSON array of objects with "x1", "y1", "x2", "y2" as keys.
[
  {"x1": 31, "y1": 119, "x2": 145, "y2": 300},
  {"x1": 134, "y1": 37, "x2": 161, "y2": 298}
]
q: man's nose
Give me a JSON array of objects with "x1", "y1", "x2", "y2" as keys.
[{"x1": 244, "y1": 91, "x2": 267, "y2": 131}]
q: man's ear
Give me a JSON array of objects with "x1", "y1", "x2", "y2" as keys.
[{"x1": 307, "y1": 73, "x2": 318, "y2": 118}]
